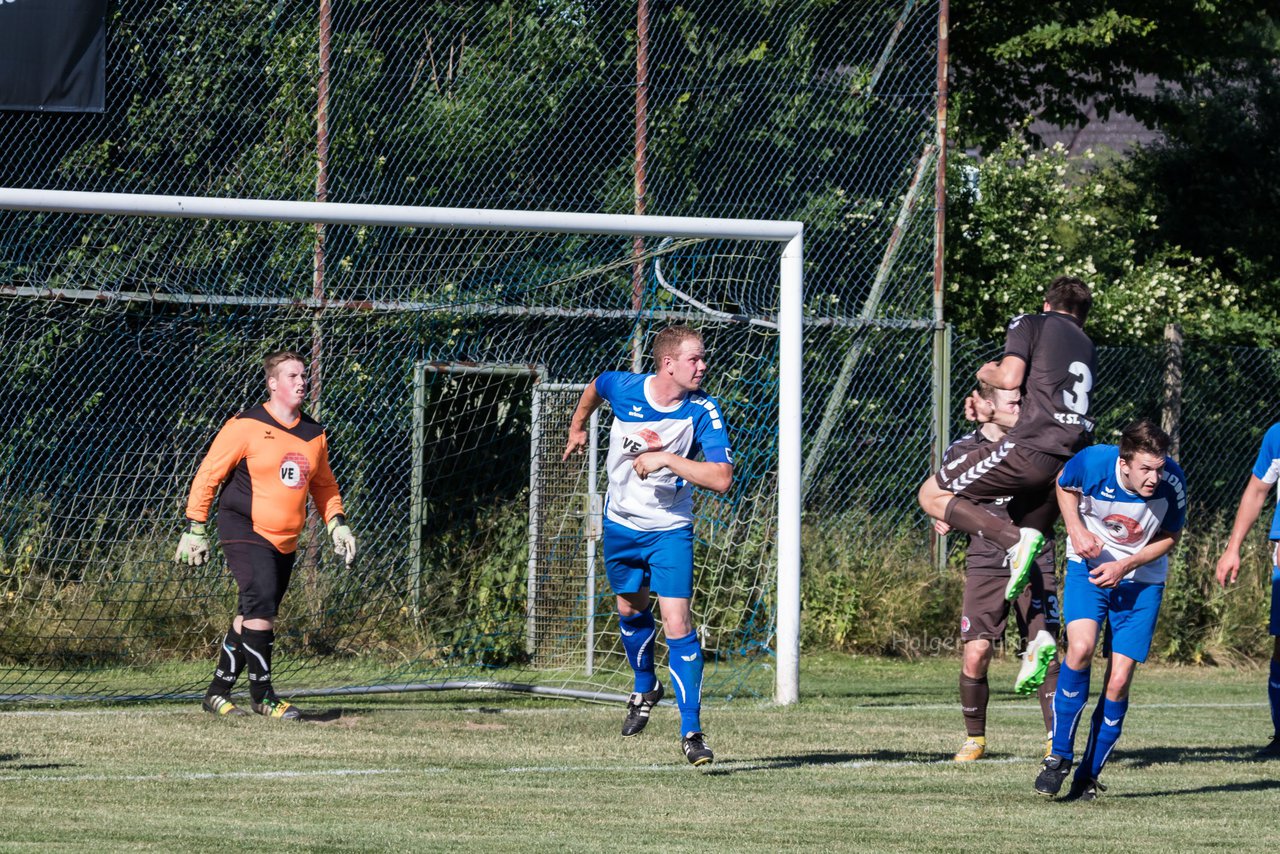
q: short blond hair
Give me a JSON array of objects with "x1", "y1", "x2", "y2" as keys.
[
  {"x1": 263, "y1": 350, "x2": 305, "y2": 383},
  {"x1": 651, "y1": 325, "x2": 703, "y2": 367}
]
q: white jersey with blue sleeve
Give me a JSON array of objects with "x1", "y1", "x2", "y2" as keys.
[
  {"x1": 1058, "y1": 444, "x2": 1187, "y2": 584},
  {"x1": 1249, "y1": 422, "x2": 1280, "y2": 540},
  {"x1": 595, "y1": 371, "x2": 733, "y2": 532}
]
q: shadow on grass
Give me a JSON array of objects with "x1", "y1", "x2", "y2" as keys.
[
  {"x1": 1117, "y1": 745, "x2": 1271, "y2": 768},
  {"x1": 704, "y1": 749, "x2": 945, "y2": 776},
  {"x1": 0, "y1": 754, "x2": 76, "y2": 772},
  {"x1": 1112, "y1": 779, "x2": 1280, "y2": 799},
  {"x1": 299, "y1": 707, "x2": 344, "y2": 723}
]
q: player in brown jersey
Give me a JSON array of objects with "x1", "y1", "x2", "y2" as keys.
[
  {"x1": 935, "y1": 382, "x2": 1060, "y2": 762},
  {"x1": 919, "y1": 276, "x2": 1095, "y2": 604},
  {"x1": 174, "y1": 350, "x2": 356, "y2": 720}
]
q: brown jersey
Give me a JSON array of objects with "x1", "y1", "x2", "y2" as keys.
[
  {"x1": 1002, "y1": 311, "x2": 1096, "y2": 457},
  {"x1": 184, "y1": 403, "x2": 344, "y2": 554}
]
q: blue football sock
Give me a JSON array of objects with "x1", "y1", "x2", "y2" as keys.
[
  {"x1": 666, "y1": 631, "x2": 704, "y2": 735},
  {"x1": 1085, "y1": 697, "x2": 1128, "y2": 779},
  {"x1": 1269, "y1": 659, "x2": 1280, "y2": 737},
  {"x1": 1050, "y1": 662, "x2": 1091, "y2": 761},
  {"x1": 618, "y1": 610, "x2": 658, "y2": 694}
]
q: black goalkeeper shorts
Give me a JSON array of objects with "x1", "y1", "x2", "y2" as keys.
[{"x1": 223, "y1": 540, "x2": 296, "y2": 620}]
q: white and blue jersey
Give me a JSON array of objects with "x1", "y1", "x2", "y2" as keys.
[
  {"x1": 1250, "y1": 422, "x2": 1280, "y2": 540},
  {"x1": 596, "y1": 371, "x2": 733, "y2": 532},
  {"x1": 1058, "y1": 445, "x2": 1187, "y2": 585}
]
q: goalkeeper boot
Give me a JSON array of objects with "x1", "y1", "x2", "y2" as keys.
[
  {"x1": 953, "y1": 736, "x2": 986, "y2": 762},
  {"x1": 1256, "y1": 735, "x2": 1280, "y2": 759},
  {"x1": 1005, "y1": 528, "x2": 1045, "y2": 601},
  {"x1": 1015, "y1": 629, "x2": 1057, "y2": 695},
  {"x1": 1064, "y1": 774, "x2": 1106, "y2": 802},
  {"x1": 252, "y1": 696, "x2": 302, "y2": 721},
  {"x1": 1034, "y1": 754, "x2": 1072, "y2": 797},
  {"x1": 202, "y1": 694, "x2": 249, "y2": 718},
  {"x1": 681, "y1": 731, "x2": 714, "y2": 767},
  {"x1": 621, "y1": 683, "x2": 664, "y2": 738}
]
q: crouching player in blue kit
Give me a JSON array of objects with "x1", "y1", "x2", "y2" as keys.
[
  {"x1": 1035, "y1": 419, "x2": 1186, "y2": 800},
  {"x1": 562, "y1": 325, "x2": 733, "y2": 766}
]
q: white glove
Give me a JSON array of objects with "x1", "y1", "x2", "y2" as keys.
[
  {"x1": 328, "y1": 515, "x2": 356, "y2": 566},
  {"x1": 174, "y1": 521, "x2": 211, "y2": 566}
]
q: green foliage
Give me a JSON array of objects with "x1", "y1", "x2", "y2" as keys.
[
  {"x1": 802, "y1": 509, "x2": 963, "y2": 655},
  {"x1": 1117, "y1": 51, "x2": 1280, "y2": 337},
  {"x1": 951, "y1": 0, "x2": 1279, "y2": 151},
  {"x1": 1154, "y1": 508, "x2": 1275, "y2": 665},
  {"x1": 945, "y1": 136, "x2": 1264, "y2": 345}
]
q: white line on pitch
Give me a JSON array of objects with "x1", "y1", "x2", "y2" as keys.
[
  {"x1": 499, "y1": 756, "x2": 1024, "y2": 774},
  {"x1": 859, "y1": 701, "x2": 1268, "y2": 711},
  {"x1": 0, "y1": 768, "x2": 446, "y2": 784}
]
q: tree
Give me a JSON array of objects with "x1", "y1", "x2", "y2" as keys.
[
  {"x1": 1120, "y1": 48, "x2": 1280, "y2": 309},
  {"x1": 950, "y1": 1, "x2": 1278, "y2": 151},
  {"x1": 945, "y1": 136, "x2": 1264, "y2": 346}
]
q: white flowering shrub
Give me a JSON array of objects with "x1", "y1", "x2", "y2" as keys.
[{"x1": 946, "y1": 135, "x2": 1252, "y2": 344}]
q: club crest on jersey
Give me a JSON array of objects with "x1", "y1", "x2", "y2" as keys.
[
  {"x1": 621, "y1": 428, "x2": 664, "y2": 454},
  {"x1": 279, "y1": 452, "x2": 311, "y2": 489},
  {"x1": 1102, "y1": 513, "x2": 1144, "y2": 545}
]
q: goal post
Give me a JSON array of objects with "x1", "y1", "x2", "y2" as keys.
[{"x1": 0, "y1": 188, "x2": 804, "y2": 705}]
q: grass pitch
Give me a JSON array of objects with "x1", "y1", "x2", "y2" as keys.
[{"x1": 2, "y1": 654, "x2": 1278, "y2": 852}]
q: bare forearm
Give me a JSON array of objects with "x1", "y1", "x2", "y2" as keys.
[
  {"x1": 655, "y1": 455, "x2": 733, "y2": 494},
  {"x1": 1225, "y1": 480, "x2": 1270, "y2": 552},
  {"x1": 569, "y1": 382, "x2": 604, "y2": 430},
  {"x1": 1115, "y1": 531, "x2": 1180, "y2": 573},
  {"x1": 1056, "y1": 485, "x2": 1085, "y2": 537},
  {"x1": 976, "y1": 356, "x2": 1025, "y2": 391}
]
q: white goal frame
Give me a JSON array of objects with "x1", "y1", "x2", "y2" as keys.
[{"x1": 0, "y1": 187, "x2": 805, "y2": 705}]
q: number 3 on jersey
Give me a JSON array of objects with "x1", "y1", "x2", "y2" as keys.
[{"x1": 1063, "y1": 361, "x2": 1093, "y2": 415}]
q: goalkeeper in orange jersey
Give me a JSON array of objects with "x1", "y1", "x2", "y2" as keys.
[{"x1": 175, "y1": 350, "x2": 356, "y2": 720}]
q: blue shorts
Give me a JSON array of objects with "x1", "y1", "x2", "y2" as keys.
[
  {"x1": 1063, "y1": 560, "x2": 1164, "y2": 663},
  {"x1": 602, "y1": 518, "x2": 694, "y2": 599},
  {"x1": 1270, "y1": 558, "x2": 1280, "y2": 636}
]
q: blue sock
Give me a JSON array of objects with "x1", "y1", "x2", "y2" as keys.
[
  {"x1": 1269, "y1": 659, "x2": 1280, "y2": 737},
  {"x1": 666, "y1": 631, "x2": 704, "y2": 735},
  {"x1": 1084, "y1": 697, "x2": 1128, "y2": 779},
  {"x1": 618, "y1": 610, "x2": 658, "y2": 694},
  {"x1": 1050, "y1": 662, "x2": 1090, "y2": 760}
]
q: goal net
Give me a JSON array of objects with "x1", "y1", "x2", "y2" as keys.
[{"x1": 0, "y1": 192, "x2": 802, "y2": 705}]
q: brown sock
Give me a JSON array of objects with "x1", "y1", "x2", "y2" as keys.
[
  {"x1": 1038, "y1": 659, "x2": 1061, "y2": 733},
  {"x1": 960, "y1": 673, "x2": 989, "y2": 737},
  {"x1": 945, "y1": 497, "x2": 1019, "y2": 549}
]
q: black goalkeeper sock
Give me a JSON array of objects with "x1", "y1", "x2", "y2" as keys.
[
  {"x1": 206, "y1": 624, "x2": 245, "y2": 698},
  {"x1": 240, "y1": 627, "x2": 276, "y2": 703}
]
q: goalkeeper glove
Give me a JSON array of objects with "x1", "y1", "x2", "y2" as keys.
[
  {"x1": 328, "y1": 515, "x2": 356, "y2": 566},
  {"x1": 174, "y1": 521, "x2": 211, "y2": 566}
]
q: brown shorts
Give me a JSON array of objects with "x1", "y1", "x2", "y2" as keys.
[
  {"x1": 960, "y1": 568, "x2": 1060, "y2": 644},
  {"x1": 935, "y1": 440, "x2": 1066, "y2": 503}
]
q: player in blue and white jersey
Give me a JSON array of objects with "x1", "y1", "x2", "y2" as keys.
[
  {"x1": 1215, "y1": 421, "x2": 1280, "y2": 759},
  {"x1": 562, "y1": 325, "x2": 733, "y2": 766},
  {"x1": 1035, "y1": 418, "x2": 1187, "y2": 800}
]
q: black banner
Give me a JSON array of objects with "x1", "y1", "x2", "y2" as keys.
[{"x1": 0, "y1": 0, "x2": 106, "y2": 112}]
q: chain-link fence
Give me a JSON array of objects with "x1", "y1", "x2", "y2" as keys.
[
  {"x1": 950, "y1": 330, "x2": 1280, "y2": 517},
  {"x1": 0, "y1": 1, "x2": 945, "y2": 701}
]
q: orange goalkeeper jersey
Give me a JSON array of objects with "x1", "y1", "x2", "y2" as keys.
[{"x1": 184, "y1": 403, "x2": 344, "y2": 554}]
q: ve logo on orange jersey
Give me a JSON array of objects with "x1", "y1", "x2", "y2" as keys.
[{"x1": 279, "y1": 452, "x2": 311, "y2": 490}]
